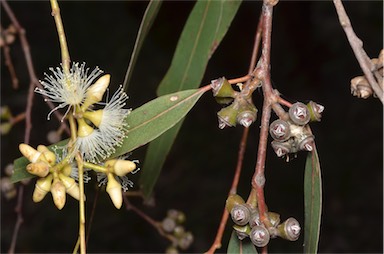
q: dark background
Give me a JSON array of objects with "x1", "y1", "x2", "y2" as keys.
[{"x1": 1, "y1": 1, "x2": 382, "y2": 253}]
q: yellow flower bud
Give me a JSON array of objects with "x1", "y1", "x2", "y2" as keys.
[
  {"x1": 77, "y1": 118, "x2": 94, "y2": 138},
  {"x1": 19, "y1": 143, "x2": 47, "y2": 163},
  {"x1": 62, "y1": 164, "x2": 72, "y2": 176},
  {"x1": 51, "y1": 178, "x2": 66, "y2": 210},
  {"x1": 37, "y1": 145, "x2": 56, "y2": 166},
  {"x1": 113, "y1": 160, "x2": 136, "y2": 177},
  {"x1": 82, "y1": 74, "x2": 110, "y2": 110},
  {"x1": 26, "y1": 161, "x2": 50, "y2": 177},
  {"x1": 106, "y1": 173, "x2": 122, "y2": 209},
  {"x1": 83, "y1": 109, "x2": 104, "y2": 127},
  {"x1": 58, "y1": 173, "x2": 82, "y2": 201},
  {"x1": 33, "y1": 174, "x2": 53, "y2": 202}
]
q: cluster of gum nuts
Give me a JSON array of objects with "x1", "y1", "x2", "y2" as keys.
[
  {"x1": 226, "y1": 194, "x2": 301, "y2": 247},
  {"x1": 162, "y1": 209, "x2": 194, "y2": 254},
  {"x1": 269, "y1": 101, "x2": 324, "y2": 158}
]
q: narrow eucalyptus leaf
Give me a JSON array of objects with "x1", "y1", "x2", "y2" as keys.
[
  {"x1": 304, "y1": 147, "x2": 322, "y2": 253},
  {"x1": 141, "y1": 0, "x2": 242, "y2": 199}
]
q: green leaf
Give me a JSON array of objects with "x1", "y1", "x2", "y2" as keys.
[
  {"x1": 122, "y1": 0, "x2": 162, "y2": 91},
  {"x1": 227, "y1": 230, "x2": 258, "y2": 254},
  {"x1": 111, "y1": 88, "x2": 207, "y2": 158},
  {"x1": 140, "y1": 0, "x2": 242, "y2": 198},
  {"x1": 304, "y1": 147, "x2": 322, "y2": 253},
  {"x1": 12, "y1": 156, "x2": 34, "y2": 183},
  {"x1": 11, "y1": 89, "x2": 206, "y2": 183}
]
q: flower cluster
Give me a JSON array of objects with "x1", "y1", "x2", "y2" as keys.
[
  {"x1": 19, "y1": 143, "x2": 80, "y2": 210},
  {"x1": 36, "y1": 62, "x2": 130, "y2": 163}
]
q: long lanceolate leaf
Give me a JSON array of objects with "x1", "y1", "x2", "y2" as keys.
[
  {"x1": 140, "y1": 0, "x2": 242, "y2": 198},
  {"x1": 304, "y1": 147, "x2": 322, "y2": 253},
  {"x1": 122, "y1": 0, "x2": 162, "y2": 91},
  {"x1": 11, "y1": 89, "x2": 207, "y2": 183}
]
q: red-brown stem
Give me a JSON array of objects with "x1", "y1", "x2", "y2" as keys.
[
  {"x1": 2, "y1": 40, "x2": 19, "y2": 89},
  {"x1": 1, "y1": 0, "x2": 70, "y2": 135},
  {"x1": 205, "y1": 128, "x2": 250, "y2": 254},
  {"x1": 333, "y1": 0, "x2": 384, "y2": 104},
  {"x1": 9, "y1": 112, "x2": 26, "y2": 125},
  {"x1": 205, "y1": 12, "x2": 264, "y2": 253},
  {"x1": 250, "y1": 1, "x2": 275, "y2": 227},
  {"x1": 123, "y1": 196, "x2": 176, "y2": 243}
]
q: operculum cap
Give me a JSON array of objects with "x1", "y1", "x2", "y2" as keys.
[
  {"x1": 106, "y1": 173, "x2": 122, "y2": 209},
  {"x1": 19, "y1": 143, "x2": 47, "y2": 163},
  {"x1": 59, "y1": 173, "x2": 81, "y2": 200},
  {"x1": 26, "y1": 161, "x2": 50, "y2": 177},
  {"x1": 37, "y1": 145, "x2": 56, "y2": 166},
  {"x1": 82, "y1": 74, "x2": 110, "y2": 110},
  {"x1": 113, "y1": 160, "x2": 136, "y2": 176},
  {"x1": 33, "y1": 174, "x2": 53, "y2": 202},
  {"x1": 51, "y1": 178, "x2": 66, "y2": 210}
]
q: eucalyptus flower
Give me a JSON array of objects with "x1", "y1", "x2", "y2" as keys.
[{"x1": 36, "y1": 62, "x2": 103, "y2": 120}]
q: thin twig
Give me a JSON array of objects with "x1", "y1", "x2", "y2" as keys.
[
  {"x1": 251, "y1": 0, "x2": 276, "y2": 227},
  {"x1": 333, "y1": 0, "x2": 384, "y2": 104},
  {"x1": 205, "y1": 12, "x2": 264, "y2": 253},
  {"x1": 0, "y1": 0, "x2": 70, "y2": 135},
  {"x1": 123, "y1": 196, "x2": 176, "y2": 243},
  {"x1": 1, "y1": 24, "x2": 19, "y2": 89}
]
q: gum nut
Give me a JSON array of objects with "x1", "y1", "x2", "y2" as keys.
[
  {"x1": 106, "y1": 173, "x2": 123, "y2": 209},
  {"x1": 113, "y1": 160, "x2": 136, "y2": 176},
  {"x1": 26, "y1": 161, "x2": 50, "y2": 177},
  {"x1": 37, "y1": 145, "x2": 56, "y2": 166},
  {"x1": 51, "y1": 179, "x2": 66, "y2": 210},
  {"x1": 250, "y1": 225, "x2": 270, "y2": 247},
  {"x1": 59, "y1": 174, "x2": 81, "y2": 200},
  {"x1": 33, "y1": 174, "x2": 53, "y2": 202},
  {"x1": 19, "y1": 143, "x2": 45, "y2": 163},
  {"x1": 225, "y1": 194, "x2": 245, "y2": 213},
  {"x1": 277, "y1": 217, "x2": 301, "y2": 241}
]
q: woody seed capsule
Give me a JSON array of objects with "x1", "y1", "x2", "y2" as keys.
[
  {"x1": 250, "y1": 225, "x2": 270, "y2": 247},
  {"x1": 269, "y1": 119, "x2": 291, "y2": 141},
  {"x1": 231, "y1": 204, "x2": 251, "y2": 226},
  {"x1": 289, "y1": 102, "x2": 310, "y2": 125},
  {"x1": 277, "y1": 217, "x2": 301, "y2": 241}
]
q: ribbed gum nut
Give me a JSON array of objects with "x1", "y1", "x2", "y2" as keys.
[
  {"x1": 113, "y1": 160, "x2": 137, "y2": 177},
  {"x1": 307, "y1": 101, "x2": 324, "y2": 122},
  {"x1": 225, "y1": 194, "x2": 245, "y2": 213},
  {"x1": 288, "y1": 102, "x2": 310, "y2": 125},
  {"x1": 231, "y1": 204, "x2": 251, "y2": 226},
  {"x1": 217, "y1": 104, "x2": 238, "y2": 129},
  {"x1": 83, "y1": 109, "x2": 104, "y2": 127},
  {"x1": 19, "y1": 143, "x2": 46, "y2": 163},
  {"x1": 271, "y1": 140, "x2": 291, "y2": 157},
  {"x1": 59, "y1": 173, "x2": 81, "y2": 200},
  {"x1": 37, "y1": 145, "x2": 56, "y2": 166},
  {"x1": 211, "y1": 77, "x2": 236, "y2": 98},
  {"x1": 250, "y1": 225, "x2": 270, "y2": 247},
  {"x1": 51, "y1": 178, "x2": 66, "y2": 210},
  {"x1": 277, "y1": 217, "x2": 301, "y2": 241},
  {"x1": 233, "y1": 224, "x2": 251, "y2": 240},
  {"x1": 26, "y1": 161, "x2": 50, "y2": 177},
  {"x1": 33, "y1": 174, "x2": 53, "y2": 202},
  {"x1": 178, "y1": 231, "x2": 194, "y2": 250},
  {"x1": 249, "y1": 210, "x2": 261, "y2": 228},
  {"x1": 106, "y1": 173, "x2": 123, "y2": 209},
  {"x1": 270, "y1": 119, "x2": 291, "y2": 141},
  {"x1": 237, "y1": 110, "x2": 257, "y2": 128},
  {"x1": 268, "y1": 212, "x2": 281, "y2": 227},
  {"x1": 350, "y1": 76, "x2": 373, "y2": 99},
  {"x1": 82, "y1": 74, "x2": 110, "y2": 110},
  {"x1": 77, "y1": 118, "x2": 94, "y2": 138},
  {"x1": 174, "y1": 225, "x2": 185, "y2": 238},
  {"x1": 298, "y1": 135, "x2": 315, "y2": 152},
  {"x1": 162, "y1": 217, "x2": 176, "y2": 233}
]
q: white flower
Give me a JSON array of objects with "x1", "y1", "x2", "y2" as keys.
[
  {"x1": 36, "y1": 62, "x2": 102, "y2": 120},
  {"x1": 81, "y1": 85, "x2": 130, "y2": 162}
]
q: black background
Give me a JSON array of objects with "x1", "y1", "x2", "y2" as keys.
[{"x1": 1, "y1": 1, "x2": 383, "y2": 253}]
